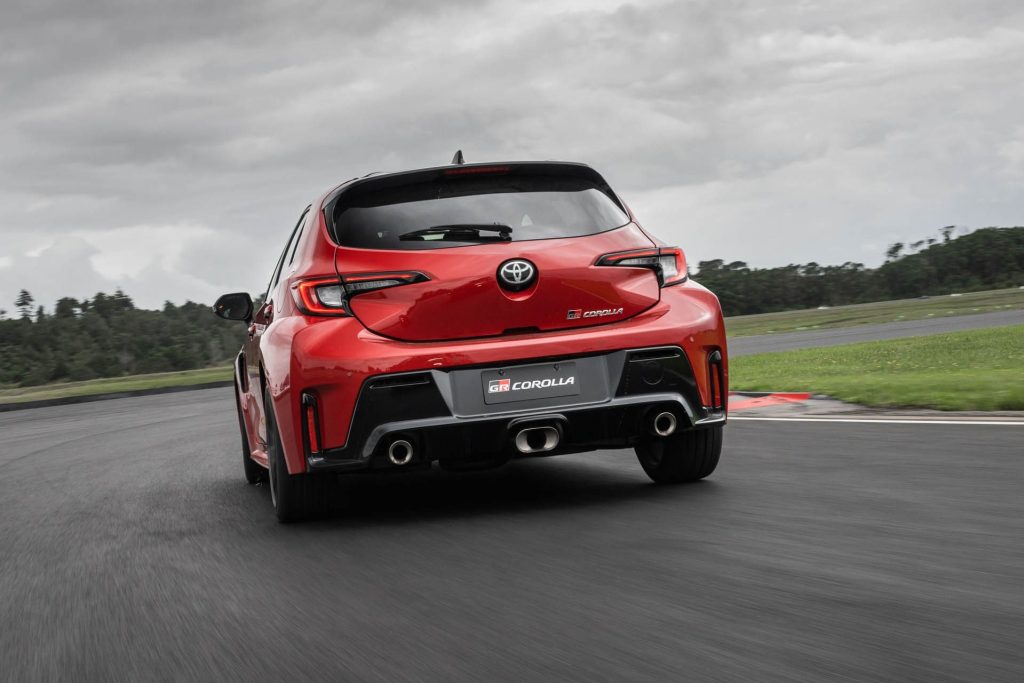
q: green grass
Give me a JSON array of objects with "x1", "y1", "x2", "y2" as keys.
[
  {"x1": 730, "y1": 324, "x2": 1024, "y2": 411},
  {"x1": 5, "y1": 288, "x2": 1023, "y2": 409},
  {"x1": 0, "y1": 366, "x2": 233, "y2": 404},
  {"x1": 725, "y1": 287, "x2": 1024, "y2": 337}
]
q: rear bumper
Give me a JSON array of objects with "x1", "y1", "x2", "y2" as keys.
[
  {"x1": 266, "y1": 280, "x2": 728, "y2": 474},
  {"x1": 305, "y1": 345, "x2": 726, "y2": 472}
]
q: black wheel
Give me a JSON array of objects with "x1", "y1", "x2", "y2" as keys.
[
  {"x1": 235, "y1": 385, "x2": 267, "y2": 484},
  {"x1": 264, "y1": 390, "x2": 331, "y2": 523},
  {"x1": 635, "y1": 426, "x2": 722, "y2": 484}
]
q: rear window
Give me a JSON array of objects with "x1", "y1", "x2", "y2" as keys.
[{"x1": 332, "y1": 173, "x2": 630, "y2": 250}]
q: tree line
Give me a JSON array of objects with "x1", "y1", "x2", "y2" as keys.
[
  {"x1": 0, "y1": 291, "x2": 244, "y2": 387},
  {"x1": 694, "y1": 226, "x2": 1024, "y2": 316},
  {"x1": 1, "y1": 226, "x2": 1022, "y2": 387}
]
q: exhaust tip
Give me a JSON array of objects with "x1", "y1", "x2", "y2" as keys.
[
  {"x1": 514, "y1": 426, "x2": 560, "y2": 454},
  {"x1": 652, "y1": 411, "x2": 677, "y2": 437},
  {"x1": 387, "y1": 439, "x2": 414, "y2": 466}
]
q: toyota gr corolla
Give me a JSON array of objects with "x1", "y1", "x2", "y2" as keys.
[{"x1": 214, "y1": 158, "x2": 728, "y2": 522}]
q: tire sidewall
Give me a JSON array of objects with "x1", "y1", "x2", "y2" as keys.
[
  {"x1": 635, "y1": 426, "x2": 722, "y2": 484},
  {"x1": 264, "y1": 390, "x2": 283, "y2": 510}
]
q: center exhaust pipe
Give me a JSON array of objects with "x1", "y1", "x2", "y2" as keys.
[
  {"x1": 652, "y1": 411, "x2": 678, "y2": 437},
  {"x1": 514, "y1": 426, "x2": 560, "y2": 454},
  {"x1": 387, "y1": 439, "x2": 414, "y2": 466}
]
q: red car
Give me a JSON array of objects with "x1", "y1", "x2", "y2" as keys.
[{"x1": 215, "y1": 158, "x2": 728, "y2": 522}]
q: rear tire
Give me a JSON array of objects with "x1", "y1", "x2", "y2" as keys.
[
  {"x1": 265, "y1": 390, "x2": 331, "y2": 523},
  {"x1": 635, "y1": 426, "x2": 722, "y2": 484},
  {"x1": 235, "y1": 385, "x2": 267, "y2": 484}
]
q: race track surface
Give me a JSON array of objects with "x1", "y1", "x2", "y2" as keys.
[
  {"x1": 2, "y1": 388, "x2": 1022, "y2": 681},
  {"x1": 729, "y1": 308, "x2": 1024, "y2": 356}
]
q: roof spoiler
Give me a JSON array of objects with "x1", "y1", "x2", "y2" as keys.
[{"x1": 321, "y1": 161, "x2": 628, "y2": 241}]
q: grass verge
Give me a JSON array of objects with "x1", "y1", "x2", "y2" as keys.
[
  {"x1": 730, "y1": 324, "x2": 1024, "y2": 411},
  {"x1": 725, "y1": 287, "x2": 1024, "y2": 337},
  {"x1": 0, "y1": 366, "x2": 233, "y2": 404},
  {"x1": 5, "y1": 294, "x2": 1023, "y2": 409}
]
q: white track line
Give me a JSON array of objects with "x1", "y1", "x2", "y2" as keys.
[{"x1": 730, "y1": 416, "x2": 1024, "y2": 426}]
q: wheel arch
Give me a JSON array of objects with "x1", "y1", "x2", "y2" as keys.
[{"x1": 259, "y1": 321, "x2": 308, "y2": 475}]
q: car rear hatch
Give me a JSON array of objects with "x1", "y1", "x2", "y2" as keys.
[{"x1": 325, "y1": 163, "x2": 663, "y2": 342}]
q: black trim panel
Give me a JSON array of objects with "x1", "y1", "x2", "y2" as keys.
[{"x1": 308, "y1": 346, "x2": 719, "y2": 472}]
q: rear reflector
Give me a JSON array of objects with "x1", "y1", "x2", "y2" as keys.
[
  {"x1": 302, "y1": 393, "x2": 321, "y2": 455},
  {"x1": 707, "y1": 350, "x2": 725, "y2": 410}
]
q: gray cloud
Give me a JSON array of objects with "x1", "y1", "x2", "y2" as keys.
[{"x1": 2, "y1": 0, "x2": 1023, "y2": 310}]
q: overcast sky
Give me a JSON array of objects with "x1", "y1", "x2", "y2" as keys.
[{"x1": 2, "y1": 0, "x2": 1023, "y2": 310}]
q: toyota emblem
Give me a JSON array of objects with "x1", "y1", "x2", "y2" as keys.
[{"x1": 497, "y1": 259, "x2": 537, "y2": 292}]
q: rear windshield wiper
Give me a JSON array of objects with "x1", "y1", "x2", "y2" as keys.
[{"x1": 399, "y1": 224, "x2": 513, "y2": 242}]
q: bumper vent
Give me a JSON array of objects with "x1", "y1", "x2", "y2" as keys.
[
  {"x1": 627, "y1": 348, "x2": 682, "y2": 362},
  {"x1": 368, "y1": 373, "x2": 431, "y2": 390}
]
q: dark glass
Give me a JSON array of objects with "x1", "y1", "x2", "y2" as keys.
[{"x1": 334, "y1": 175, "x2": 629, "y2": 250}]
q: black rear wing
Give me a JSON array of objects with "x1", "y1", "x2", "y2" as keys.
[{"x1": 322, "y1": 161, "x2": 627, "y2": 242}]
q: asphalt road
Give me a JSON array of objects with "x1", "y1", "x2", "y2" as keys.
[
  {"x1": 729, "y1": 308, "x2": 1024, "y2": 356},
  {"x1": 2, "y1": 388, "x2": 1022, "y2": 681}
]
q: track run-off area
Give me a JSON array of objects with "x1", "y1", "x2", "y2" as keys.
[{"x1": 2, "y1": 312, "x2": 1023, "y2": 680}]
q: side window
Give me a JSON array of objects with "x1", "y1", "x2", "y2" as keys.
[
  {"x1": 262, "y1": 250, "x2": 288, "y2": 303},
  {"x1": 263, "y1": 207, "x2": 310, "y2": 302},
  {"x1": 288, "y1": 214, "x2": 307, "y2": 265}
]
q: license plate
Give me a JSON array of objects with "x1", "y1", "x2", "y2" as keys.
[{"x1": 482, "y1": 361, "x2": 580, "y2": 405}]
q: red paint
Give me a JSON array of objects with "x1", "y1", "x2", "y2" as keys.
[
  {"x1": 232, "y1": 163, "x2": 729, "y2": 475},
  {"x1": 342, "y1": 224, "x2": 661, "y2": 341}
]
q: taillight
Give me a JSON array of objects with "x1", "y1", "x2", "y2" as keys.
[
  {"x1": 293, "y1": 272, "x2": 429, "y2": 316},
  {"x1": 443, "y1": 165, "x2": 511, "y2": 176},
  {"x1": 597, "y1": 247, "x2": 687, "y2": 286},
  {"x1": 293, "y1": 277, "x2": 348, "y2": 316},
  {"x1": 342, "y1": 271, "x2": 428, "y2": 293}
]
